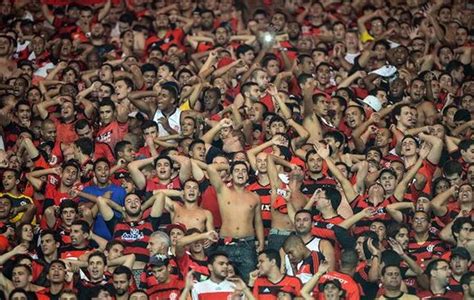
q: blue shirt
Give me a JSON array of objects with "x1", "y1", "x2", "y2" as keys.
[{"x1": 80, "y1": 184, "x2": 126, "y2": 240}]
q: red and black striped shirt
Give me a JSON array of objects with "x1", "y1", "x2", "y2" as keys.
[
  {"x1": 106, "y1": 216, "x2": 160, "y2": 264},
  {"x1": 247, "y1": 180, "x2": 272, "y2": 235}
]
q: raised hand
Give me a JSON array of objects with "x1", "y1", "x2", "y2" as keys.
[
  {"x1": 388, "y1": 238, "x2": 404, "y2": 255},
  {"x1": 314, "y1": 142, "x2": 330, "y2": 159}
]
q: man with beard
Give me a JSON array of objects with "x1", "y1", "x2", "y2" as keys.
[
  {"x1": 418, "y1": 259, "x2": 462, "y2": 299},
  {"x1": 78, "y1": 158, "x2": 126, "y2": 240},
  {"x1": 249, "y1": 69, "x2": 274, "y2": 112},
  {"x1": 96, "y1": 192, "x2": 162, "y2": 270},
  {"x1": 191, "y1": 252, "x2": 238, "y2": 300},
  {"x1": 156, "y1": 179, "x2": 214, "y2": 232},
  {"x1": 89, "y1": 22, "x2": 115, "y2": 57},
  {"x1": 112, "y1": 266, "x2": 133, "y2": 300},
  {"x1": 407, "y1": 78, "x2": 438, "y2": 127}
]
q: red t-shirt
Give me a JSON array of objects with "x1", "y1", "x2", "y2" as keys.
[{"x1": 96, "y1": 121, "x2": 128, "y2": 152}]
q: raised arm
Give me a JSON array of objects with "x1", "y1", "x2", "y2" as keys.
[
  {"x1": 96, "y1": 196, "x2": 115, "y2": 222},
  {"x1": 302, "y1": 83, "x2": 323, "y2": 142},
  {"x1": 386, "y1": 202, "x2": 414, "y2": 223},
  {"x1": 418, "y1": 132, "x2": 443, "y2": 165},
  {"x1": 98, "y1": 0, "x2": 112, "y2": 21},
  {"x1": 393, "y1": 151, "x2": 427, "y2": 201},
  {"x1": 314, "y1": 143, "x2": 359, "y2": 202},
  {"x1": 207, "y1": 164, "x2": 225, "y2": 193},
  {"x1": 127, "y1": 157, "x2": 156, "y2": 190},
  {"x1": 431, "y1": 185, "x2": 457, "y2": 217}
]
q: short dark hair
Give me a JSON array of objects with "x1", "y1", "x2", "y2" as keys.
[
  {"x1": 71, "y1": 220, "x2": 90, "y2": 233},
  {"x1": 93, "y1": 157, "x2": 110, "y2": 170},
  {"x1": 381, "y1": 264, "x2": 401, "y2": 276},
  {"x1": 229, "y1": 161, "x2": 249, "y2": 174},
  {"x1": 113, "y1": 265, "x2": 133, "y2": 281},
  {"x1": 189, "y1": 139, "x2": 205, "y2": 152},
  {"x1": 59, "y1": 199, "x2": 78, "y2": 214},
  {"x1": 62, "y1": 159, "x2": 81, "y2": 173},
  {"x1": 74, "y1": 138, "x2": 93, "y2": 156},
  {"x1": 452, "y1": 217, "x2": 473, "y2": 242},
  {"x1": 425, "y1": 259, "x2": 448, "y2": 277},
  {"x1": 461, "y1": 271, "x2": 474, "y2": 286},
  {"x1": 323, "y1": 186, "x2": 342, "y2": 211},
  {"x1": 261, "y1": 249, "x2": 281, "y2": 269},
  {"x1": 114, "y1": 140, "x2": 132, "y2": 158},
  {"x1": 74, "y1": 119, "x2": 90, "y2": 131},
  {"x1": 40, "y1": 229, "x2": 61, "y2": 244},
  {"x1": 208, "y1": 251, "x2": 228, "y2": 265},
  {"x1": 141, "y1": 120, "x2": 158, "y2": 131},
  {"x1": 99, "y1": 98, "x2": 116, "y2": 111},
  {"x1": 88, "y1": 251, "x2": 107, "y2": 265}
]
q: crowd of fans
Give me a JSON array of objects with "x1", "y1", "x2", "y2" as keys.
[{"x1": 0, "y1": 0, "x2": 472, "y2": 299}]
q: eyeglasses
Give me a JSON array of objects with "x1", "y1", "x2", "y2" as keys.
[{"x1": 413, "y1": 218, "x2": 428, "y2": 223}]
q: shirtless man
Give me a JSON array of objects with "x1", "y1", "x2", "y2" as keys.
[
  {"x1": 207, "y1": 161, "x2": 264, "y2": 283},
  {"x1": 266, "y1": 154, "x2": 307, "y2": 252},
  {"x1": 0, "y1": 35, "x2": 16, "y2": 80},
  {"x1": 158, "y1": 179, "x2": 214, "y2": 232},
  {"x1": 407, "y1": 78, "x2": 438, "y2": 127}
]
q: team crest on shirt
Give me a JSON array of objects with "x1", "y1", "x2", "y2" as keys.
[
  {"x1": 169, "y1": 292, "x2": 178, "y2": 300},
  {"x1": 426, "y1": 244, "x2": 435, "y2": 252},
  {"x1": 97, "y1": 131, "x2": 112, "y2": 143},
  {"x1": 121, "y1": 228, "x2": 144, "y2": 241}
]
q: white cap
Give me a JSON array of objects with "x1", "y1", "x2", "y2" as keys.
[
  {"x1": 362, "y1": 95, "x2": 382, "y2": 112},
  {"x1": 370, "y1": 65, "x2": 397, "y2": 78}
]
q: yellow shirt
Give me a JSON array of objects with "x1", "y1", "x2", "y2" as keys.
[
  {"x1": 360, "y1": 30, "x2": 375, "y2": 43},
  {"x1": 0, "y1": 192, "x2": 36, "y2": 224}
]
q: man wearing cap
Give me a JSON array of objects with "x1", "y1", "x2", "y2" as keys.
[
  {"x1": 448, "y1": 247, "x2": 472, "y2": 292},
  {"x1": 207, "y1": 161, "x2": 264, "y2": 283},
  {"x1": 250, "y1": 249, "x2": 302, "y2": 299},
  {"x1": 418, "y1": 259, "x2": 462, "y2": 299},
  {"x1": 167, "y1": 222, "x2": 187, "y2": 256},
  {"x1": 141, "y1": 254, "x2": 184, "y2": 300}
]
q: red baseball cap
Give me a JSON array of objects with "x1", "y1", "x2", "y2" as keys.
[{"x1": 166, "y1": 222, "x2": 187, "y2": 234}]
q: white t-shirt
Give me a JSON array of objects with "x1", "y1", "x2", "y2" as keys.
[
  {"x1": 153, "y1": 108, "x2": 182, "y2": 137},
  {"x1": 191, "y1": 279, "x2": 236, "y2": 300}
]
